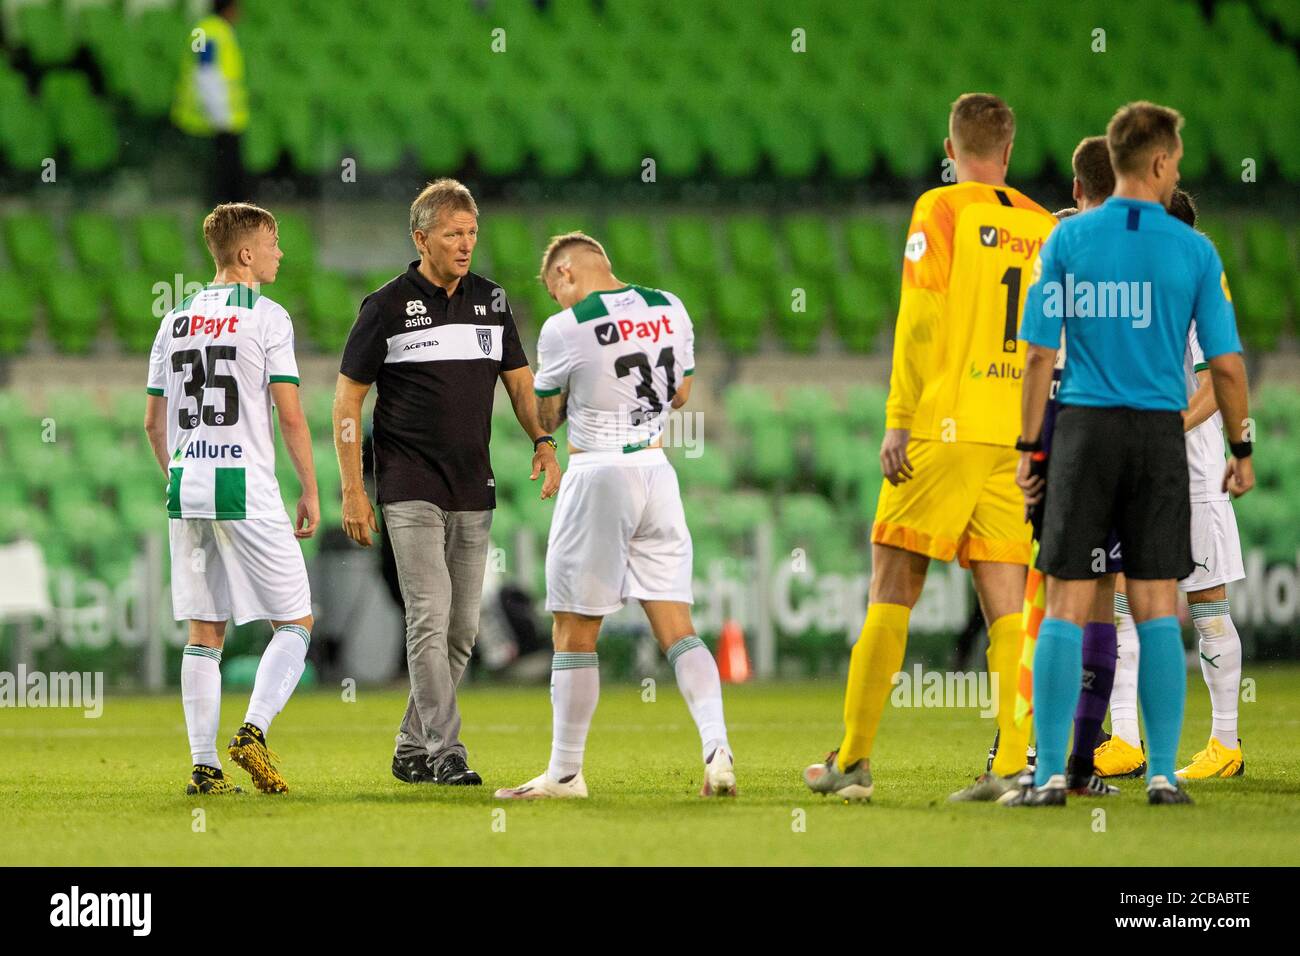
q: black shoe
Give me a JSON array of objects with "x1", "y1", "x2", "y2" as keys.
[
  {"x1": 185, "y1": 764, "x2": 242, "y2": 795},
  {"x1": 1147, "y1": 775, "x2": 1194, "y2": 805},
  {"x1": 1066, "y1": 752, "x2": 1096, "y2": 791},
  {"x1": 392, "y1": 753, "x2": 438, "y2": 784},
  {"x1": 434, "y1": 751, "x2": 482, "y2": 786},
  {"x1": 1002, "y1": 774, "x2": 1068, "y2": 807}
]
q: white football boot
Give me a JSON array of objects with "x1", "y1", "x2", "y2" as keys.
[
  {"x1": 700, "y1": 746, "x2": 738, "y2": 797},
  {"x1": 493, "y1": 770, "x2": 588, "y2": 800}
]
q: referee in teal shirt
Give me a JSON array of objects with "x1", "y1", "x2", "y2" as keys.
[{"x1": 1013, "y1": 102, "x2": 1255, "y2": 806}]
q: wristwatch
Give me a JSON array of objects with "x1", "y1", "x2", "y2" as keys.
[{"x1": 534, "y1": 434, "x2": 558, "y2": 451}]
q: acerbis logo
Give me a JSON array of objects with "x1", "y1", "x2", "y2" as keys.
[
  {"x1": 404, "y1": 315, "x2": 433, "y2": 329},
  {"x1": 402, "y1": 339, "x2": 438, "y2": 351},
  {"x1": 977, "y1": 225, "x2": 1042, "y2": 261},
  {"x1": 405, "y1": 300, "x2": 427, "y2": 316},
  {"x1": 594, "y1": 322, "x2": 620, "y2": 345}
]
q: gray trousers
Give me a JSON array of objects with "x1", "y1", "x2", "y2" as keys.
[{"x1": 382, "y1": 500, "x2": 492, "y2": 761}]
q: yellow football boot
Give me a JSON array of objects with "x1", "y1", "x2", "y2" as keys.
[
  {"x1": 228, "y1": 722, "x2": 289, "y2": 793},
  {"x1": 1177, "y1": 737, "x2": 1245, "y2": 780},
  {"x1": 1093, "y1": 735, "x2": 1146, "y2": 778}
]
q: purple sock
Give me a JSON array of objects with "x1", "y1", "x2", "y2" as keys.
[{"x1": 1069, "y1": 622, "x2": 1118, "y2": 779}]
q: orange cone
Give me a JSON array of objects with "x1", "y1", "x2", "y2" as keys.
[{"x1": 716, "y1": 619, "x2": 751, "y2": 683}]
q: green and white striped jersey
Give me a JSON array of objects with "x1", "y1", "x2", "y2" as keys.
[{"x1": 146, "y1": 283, "x2": 300, "y2": 520}]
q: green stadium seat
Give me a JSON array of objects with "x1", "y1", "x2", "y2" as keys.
[
  {"x1": 666, "y1": 215, "x2": 721, "y2": 278},
  {"x1": 1235, "y1": 272, "x2": 1289, "y2": 350},
  {"x1": 724, "y1": 385, "x2": 777, "y2": 433},
  {"x1": 833, "y1": 273, "x2": 889, "y2": 353},
  {"x1": 136, "y1": 213, "x2": 193, "y2": 277},
  {"x1": 44, "y1": 274, "x2": 103, "y2": 353},
  {"x1": 783, "y1": 216, "x2": 836, "y2": 277},
  {"x1": 110, "y1": 272, "x2": 164, "y2": 353},
  {"x1": 715, "y1": 274, "x2": 767, "y2": 353},
  {"x1": 843, "y1": 216, "x2": 899, "y2": 278},
  {"x1": 750, "y1": 424, "x2": 797, "y2": 485},
  {"x1": 1244, "y1": 219, "x2": 1293, "y2": 280},
  {"x1": 16, "y1": 1, "x2": 79, "y2": 66},
  {"x1": 844, "y1": 385, "x2": 888, "y2": 433},
  {"x1": 305, "y1": 272, "x2": 358, "y2": 352},
  {"x1": 4, "y1": 212, "x2": 61, "y2": 274},
  {"x1": 774, "y1": 275, "x2": 828, "y2": 353},
  {"x1": 274, "y1": 212, "x2": 316, "y2": 269},
  {"x1": 242, "y1": 117, "x2": 283, "y2": 175},
  {"x1": 0, "y1": 272, "x2": 37, "y2": 355},
  {"x1": 716, "y1": 492, "x2": 773, "y2": 543},
  {"x1": 783, "y1": 387, "x2": 838, "y2": 431},
  {"x1": 605, "y1": 216, "x2": 661, "y2": 278},
  {"x1": 0, "y1": 92, "x2": 56, "y2": 171},
  {"x1": 69, "y1": 212, "x2": 126, "y2": 275},
  {"x1": 727, "y1": 216, "x2": 778, "y2": 275},
  {"x1": 673, "y1": 447, "x2": 734, "y2": 493}
]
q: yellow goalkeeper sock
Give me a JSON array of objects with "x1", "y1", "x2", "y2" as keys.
[
  {"x1": 837, "y1": 603, "x2": 910, "y2": 771},
  {"x1": 989, "y1": 611, "x2": 1032, "y2": 777}
]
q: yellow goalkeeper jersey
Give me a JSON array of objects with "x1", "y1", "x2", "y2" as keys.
[{"x1": 885, "y1": 181, "x2": 1055, "y2": 447}]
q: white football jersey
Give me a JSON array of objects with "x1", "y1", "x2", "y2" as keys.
[
  {"x1": 534, "y1": 284, "x2": 694, "y2": 453},
  {"x1": 146, "y1": 282, "x2": 300, "y2": 519},
  {"x1": 1184, "y1": 328, "x2": 1228, "y2": 503}
]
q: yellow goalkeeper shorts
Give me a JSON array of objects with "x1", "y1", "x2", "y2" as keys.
[{"x1": 871, "y1": 438, "x2": 1031, "y2": 568}]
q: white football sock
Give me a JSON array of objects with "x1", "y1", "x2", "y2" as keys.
[
  {"x1": 244, "y1": 624, "x2": 310, "y2": 735},
  {"x1": 1109, "y1": 596, "x2": 1141, "y2": 747},
  {"x1": 1191, "y1": 600, "x2": 1242, "y2": 744},
  {"x1": 667, "y1": 636, "x2": 731, "y2": 761},
  {"x1": 181, "y1": 644, "x2": 223, "y2": 768},
  {"x1": 547, "y1": 652, "x2": 599, "y2": 783}
]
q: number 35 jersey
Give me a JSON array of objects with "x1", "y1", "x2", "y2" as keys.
[
  {"x1": 146, "y1": 282, "x2": 300, "y2": 519},
  {"x1": 534, "y1": 285, "x2": 694, "y2": 453}
]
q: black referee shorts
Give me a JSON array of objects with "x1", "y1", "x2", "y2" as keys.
[{"x1": 1038, "y1": 405, "x2": 1193, "y2": 581}]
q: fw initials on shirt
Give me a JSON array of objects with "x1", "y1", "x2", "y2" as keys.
[{"x1": 147, "y1": 282, "x2": 300, "y2": 520}]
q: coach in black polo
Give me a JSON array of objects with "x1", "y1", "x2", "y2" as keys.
[{"x1": 333, "y1": 178, "x2": 561, "y2": 786}]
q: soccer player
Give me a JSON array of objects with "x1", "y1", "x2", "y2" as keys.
[
  {"x1": 1099, "y1": 188, "x2": 1249, "y2": 782},
  {"x1": 1013, "y1": 102, "x2": 1252, "y2": 807},
  {"x1": 144, "y1": 202, "x2": 318, "y2": 795},
  {"x1": 803, "y1": 93, "x2": 1056, "y2": 802},
  {"x1": 494, "y1": 233, "x2": 736, "y2": 800}
]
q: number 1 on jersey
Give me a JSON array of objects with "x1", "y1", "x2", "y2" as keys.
[{"x1": 1000, "y1": 266, "x2": 1021, "y2": 353}]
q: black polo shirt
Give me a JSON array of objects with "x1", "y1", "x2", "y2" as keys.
[{"x1": 340, "y1": 262, "x2": 528, "y2": 511}]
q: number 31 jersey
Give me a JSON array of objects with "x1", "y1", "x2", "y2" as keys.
[
  {"x1": 146, "y1": 282, "x2": 300, "y2": 519},
  {"x1": 534, "y1": 284, "x2": 694, "y2": 453}
]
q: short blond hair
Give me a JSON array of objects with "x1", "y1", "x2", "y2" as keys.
[
  {"x1": 202, "y1": 202, "x2": 277, "y2": 268},
  {"x1": 538, "y1": 231, "x2": 609, "y2": 281},
  {"x1": 949, "y1": 92, "x2": 1016, "y2": 158},
  {"x1": 409, "y1": 178, "x2": 478, "y2": 236},
  {"x1": 1106, "y1": 101, "x2": 1184, "y2": 175}
]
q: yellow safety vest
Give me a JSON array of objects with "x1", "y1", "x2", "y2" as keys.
[{"x1": 171, "y1": 15, "x2": 248, "y2": 136}]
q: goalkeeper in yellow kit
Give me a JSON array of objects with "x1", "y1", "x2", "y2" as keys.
[{"x1": 803, "y1": 93, "x2": 1056, "y2": 801}]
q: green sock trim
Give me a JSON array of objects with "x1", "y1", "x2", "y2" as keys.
[
  {"x1": 275, "y1": 623, "x2": 311, "y2": 650},
  {"x1": 666, "y1": 635, "x2": 706, "y2": 667},
  {"x1": 183, "y1": 644, "x2": 222, "y2": 663},
  {"x1": 1114, "y1": 593, "x2": 1131, "y2": 615},
  {"x1": 1189, "y1": 601, "x2": 1231, "y2": 620},
  {"x1": 552, "y1": 652, "x2": 598, "y2": 671}
]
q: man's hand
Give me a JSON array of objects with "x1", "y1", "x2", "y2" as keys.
[
  {"x1": 343, "y1": 487, "x2": 379, "y2": 546},
  {"x1": 531, "y1": 444, "x2": 562, "y2": 500},
  {"x1": 1222, "y1": 456, "x2": 1255, "y2": 498},
  {"x1": 1016, "y1": 451, "x2": 1047, "y2": 517},
  {"x1": 880, "y1": 428, "x2": 913, "y2": 485},
  {"x1": 294, "y1": 493, "x2": 321, "y2": 539}
]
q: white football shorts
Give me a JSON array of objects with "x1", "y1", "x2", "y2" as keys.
[
  {"x1": 1179, "y1": 497, "x2": 1245, "y2": 593},
  {"x1": 544, "y1": 448, "x2": 694, "y2": 615},
  {"x1": 169, "y1": 512, "x2": 312, "y2": 625}
]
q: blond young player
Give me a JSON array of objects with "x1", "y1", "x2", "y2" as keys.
[
  {"x1": 145, "y1": 203, "x2": 317, "y2": 795},
  {"x1": 804, "y1": 94, "x2": 1055, "y2": 801}
]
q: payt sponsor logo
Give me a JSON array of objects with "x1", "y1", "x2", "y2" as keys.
[
  {"x1": 594, "y1": 314, "x2": 675, "y2": 346},
  {"x1": 978, "y1": 225, "x2": 1042, "y2": 260},
  {"x1": 172, "y1": 314, "x2": 240, "y2": 338}
]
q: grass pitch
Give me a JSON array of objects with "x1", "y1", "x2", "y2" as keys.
[{"x1": 3, "y1": 667, "x2": 1299, "y2": 866}]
